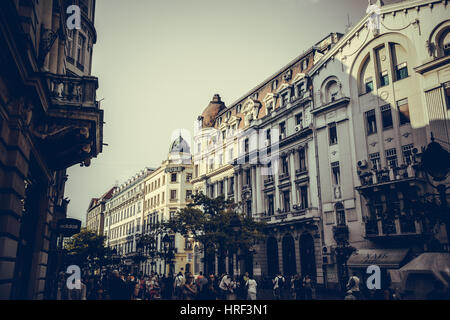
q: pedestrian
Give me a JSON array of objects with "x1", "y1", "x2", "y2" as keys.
[
  {"x1": 173, "y1": 271, "x2": 185, "y2": 300},
  {"x1": 219, "y1": 273, "x2": 234, "y2": 300},
  {"x1": 346, "y1": 272, "x2": 361, "y2": 300},
  {"x1": 196, "y1": 272, "x2": 208, "y2": 299},
  {"x1": 202, "y1": 274, "x2": 218, "y2": 300},
  {"x1": 272, "y1": 273, "x2": 285, "y2": 300},
  {"x1": 183, "y1": 274, "x2": 198, "y2": 300},
  {"x1": 303, "y1": 275, "x2": 313, "y2": 300},
  {"x1": 344, "y1": 290, "x2": 356, "y2": 300},
  {"x1": 246, "y1": 275, "x2": 257, "y2": 300},
  {"x1": 293, "y1": 274, "x2": 302, "y2": 300},
  {"x1": 109, "y1": 270, "x2": 129, "y2": 300}
]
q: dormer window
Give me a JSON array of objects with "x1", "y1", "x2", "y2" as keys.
[
  {"x1": 236, "y1": 104, "x2": 242, "y2": 113},
  {"x1": 253, "y1": 92, "x2": 259, "y2": 100},
  {"x1": 272, "y1": 80, "x2": 278, "y2": 91},
  {"x1": 281, "y1": 92, "x2": 289, "y2": 107}
]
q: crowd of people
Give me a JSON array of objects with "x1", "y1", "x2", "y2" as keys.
[{"x1": 55, "y1": 269, "x2": 448, "y2": 300}]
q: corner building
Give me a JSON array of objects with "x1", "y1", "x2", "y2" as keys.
[{"x1": 0, "y1": 0, "x2": 103, "y2": 299}]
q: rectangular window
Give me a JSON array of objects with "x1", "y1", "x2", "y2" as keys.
[
  {"x1": 282, "y1": 157, "x2": 289, "y2": 174},
  {"x1": 396, "y1": 62, "x2": 408, "y2": 80},
  {"x1": 194, "y1": 165, "x2": 199, "y2": 177},
  {"x1": 170, "y1": 190, "x2": 177, "y2": 200},
  {"x1": 267, "y1": 195, "x2": 274, "y2": 216},
  {"x1": 298, "y1": 148, "x2": 306, "y2": 172},
  {"x1": 186, "y1": 190, "x2": 192, "y2": 199},
  {"x1": 402, "y1": 144, "x2": 414, "y2": 165},
  {"x1": 297, "y1": 83, "x2": 305, "y2": 98},
  {"x1": 385, "y1": 148, "x2": 398, "y2": 168},
  {"x1": 397, "y1": 98, "x2": 410, "y2": 125},
  {"x1": 300, "y1": 186, "x2": 308, "y2": 209},
  {"x1": 331, "y1": 161, "x2": 341, "y2": 185},
  {"x1": 381, "y1": 105, "x2": 393, "y2": 130},
  {"x1": 279, "y1": 122, "x2": 286, "y2": 138},
  {"x1": 295, "y1": 113, "x2": 303, "y2": 126},
  {"x1": 380, "y1": 70, "x2": 389, "y2": 87},
  {"x1": 282, "y1": 93, "x2": 289, "y2": 106},
  {"x1": 365, "y1": 77, "x2": 374, "y2": 93},
  {"x1": 186, "y1": 173, "x2": 192, "y2": 182},
  {"x1": 329, "y1": 123, "x2": 338, "y2": 145},
  {"x1": 244, "y1": 139, "x2": 249, "y2": 153},
  {"x1": 171, "y1": 173, "x2": 177, "y2": 182},
  {"x1": 283, "y1": 191, "x2": 290, "y2": 212},
  {"x1": 365, "y1": 109, "x2": 377, "y2": 135}
]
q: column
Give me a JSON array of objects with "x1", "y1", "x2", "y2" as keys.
[
  {"x1": 224, "y1": 178, "x2": 228, "y2": 200},
  {"x1": 274, "y1": 159, "x2": 280, "y2": 213},
  {"x1": 251, "y1": 166, "x2": 257, "y2": 217},
  {"x1": 255, "y1": 166, "x2": 263, "y2": 216},
  {"x1": 233, "y1": 172, "x2": 238, "y2": 204},
  {"x1": 289, "y1": 150, "x2": 297, "y2": 210}
]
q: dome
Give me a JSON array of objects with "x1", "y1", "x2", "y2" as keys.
[
  {"x1": 169, "y1": 135, "x2": 190, "y2": 154},
  {"x1": 201, "y1": 94, "x2": 226, "y2": 128}
]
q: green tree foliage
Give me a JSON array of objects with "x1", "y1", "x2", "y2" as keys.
[
  {"x1": 64, "y1": 228, "x2": 112, "y2": 268},
  {"x1": 162, "y1": 193, "x2": 266, "y2": 258}
]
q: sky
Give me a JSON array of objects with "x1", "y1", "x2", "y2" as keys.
[{"x1": 65, "y1": 0, "x2": 384, "y2": 224}]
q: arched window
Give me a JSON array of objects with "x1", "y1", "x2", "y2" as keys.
[
  {"x1": 335, "y1": 202, "x2": 346, "y2": 225},
  {"x1": 359, "y1": 56, "x2": 373, "y2": 95},
  {"x1": 325, "y1": 80, "x2": 340, "y2": 103},
  {"x1": 439, "y1": 28, "x2": 450, "y2": 56}
]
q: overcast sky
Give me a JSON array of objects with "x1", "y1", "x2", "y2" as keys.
[{"x1": 65, "y1": 0, "x2": 381, "y2": 224}]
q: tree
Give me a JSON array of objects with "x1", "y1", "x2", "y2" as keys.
[
  {"x1": 63, "y1": 228, "x2": 112, "y2": 270},
  {"x1": 162, "y1": 193, "x2": 266, "y2": 274}
]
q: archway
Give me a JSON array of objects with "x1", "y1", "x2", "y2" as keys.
[
  {"x1": 299, "y1": 233, "x2": 317, "y2": 279},
  {"x1": 282, "y1": 235, "x2": 296, "y2": 276},
  {"x1": 266, "y1": 237, "x2": 279, "y2": 277}
]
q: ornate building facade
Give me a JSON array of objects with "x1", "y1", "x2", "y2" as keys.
[
  {"x1": 141, "y1": 136, "x2": 194, "y2": 276},
  {"x1": 86, "y1": 187, "x2": 115, "y2": 235},
  {"x1": 309, "y1": 0, "x2": 449, "y2": 290},
  {"x1": 191, "y1": 33, "x2": 343, "y2": 280},
  {"x1": 0, "y1": 0, "x2": 103, "y2": 299}
]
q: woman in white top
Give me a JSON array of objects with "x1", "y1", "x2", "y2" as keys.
[{"x1": 246, "y1": 277, "x2": 257, "y2": 300}]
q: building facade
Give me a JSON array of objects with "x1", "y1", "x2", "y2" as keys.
[
  {"x1": 309, "y1": 0, "x2": 449, "y2": 290},
  {"x1": 141, "y1": 136, "x2": 194, "y2": 276},
  {"x1": 192, "y1": 34, "x2": 342, "y2": 280},
  {"x1": 86, "y1": 187, "x2": 115, "y2": 235},
  {"x1": 0, "y1": 0, "x2": 103, "y2": 299},
  {"x1": 104, "y1": 169, "x2": 151, "y2": 263}
]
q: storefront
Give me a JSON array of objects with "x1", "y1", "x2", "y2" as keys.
[{"x1": 346, "y1": 248, "x2": 410, "y2": 291}]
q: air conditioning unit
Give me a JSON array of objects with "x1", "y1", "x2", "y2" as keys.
[
  {"x1": 295, "y1": 124, "x2": 303, "y2": 132},
  {"x1": 264, "y1": 139, "x2": 271, "y2": 147}
]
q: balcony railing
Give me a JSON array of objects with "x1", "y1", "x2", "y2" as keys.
[
  {"x1": 364, "y1": 216, "x2": 419, "y2": 238},
  {"x1": 358, "y1": 165, "x2": 417, "y2": 187},
  {"x1": 45, "y1": 73, "x2": 99, "y2": 108}
]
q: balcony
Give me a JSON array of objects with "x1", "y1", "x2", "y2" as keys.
[
  {"x1": 364, "y1": 216, "x2": 421, "y2": 239},
  {"x1": 264, "y1": 176, "x2": 274, "y2": 186},
  {"x1": 30, "y1": 73, "x2": 104, "y2": 170},
  {"x1": 279, "y1": 172, "x2": 290, "y2": 182},
  {"x1": 295, "y1": 168, "x2": 308, "y2": 176},
  {"x1": 358, "y1": 165, "x2": 418, "y2": 188},
  {"x1": 333, "y1": 224, "x2": 349, "y2": 243}
]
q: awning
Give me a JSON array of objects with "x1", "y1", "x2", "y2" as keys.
[
  {"x1": 347, "y1": 249, "x2": 409, "y2": 269},
  {"x1": 389, "y1": 252, "x2": 450, "y2": 289}
]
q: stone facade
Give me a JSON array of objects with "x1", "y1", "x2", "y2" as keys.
[{"x1": 0, "y1": 0, "x2": 103, "y2": 299}]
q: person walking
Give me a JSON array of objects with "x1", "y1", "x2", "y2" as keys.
[
  {"x1": 272, "y1": 273, "x2": 285, "y2": 300},
  {"x1": 183, "y1": 274, "x2": 198, "y2": 300},
  {"x1": 246, "y1": 275, "x2": 257, "y2": 300},
  {"x1": 109, "y1": 270, "x2": 128, "y2": 300},
  {"x1": 292, "y1": 274, "x2": 302, "y2": 300},
  {"x1": 173, "y1": 272, "x2": 185, "y2": 300},
  {"x1": 219, "y1": 273, "x2": 233, "y2": 300},
  {"x1": 303, "y1": 275, "x2": 313, "y2": 300},
  {"x1": 202, "y1": 274, "x2": 218, "y2": 300},
  {"x1": 346, "y1": 272, "x2": 361, "y2": 300}
]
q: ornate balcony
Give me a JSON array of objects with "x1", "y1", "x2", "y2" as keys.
[
  {"x1": 357, "y1": 165, "x2": 418, "y2": 188},
  {"x1": 26, "y1": 72, "x2": 104, "y2": 170},
  {"x1": 333, "y1": 224, "x2": 349, "y2": 243},
  {"x1": 364, "y1": 216, "x2": 421, "y2": 239}
]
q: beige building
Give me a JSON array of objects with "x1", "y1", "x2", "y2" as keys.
[
  {"x1": 191, "y1": 34, "x2": 342, "y2": 279},
  {"x1": 86, "y1": 187, "x2": 115, "y2": 235},
  {"x1": 141, "y1": 136, "x2": 194, "y2": 276},
  {"x1": 104, "y1": 169, "x2": 152, "y2": 261}
]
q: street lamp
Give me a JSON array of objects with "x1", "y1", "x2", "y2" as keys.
[
  {"x1": 162, "y1": 234, "x2": 170, "y2": 276},
  {"x1": 230, "y1": 215, "x2": 242, "y2": 276},
  {"x1": 419, "y1": 134, "x2": 450, "y2": 245}
]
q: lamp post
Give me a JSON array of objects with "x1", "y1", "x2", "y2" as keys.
[
  {"x1": 162, "y1": 234, "x2": 170, "y2": 277},
  {"x1": 419, "y1": 134, "x2": 450, "y2": 246},
  {"x1": 230, "y1": 215, "x2": 242, "y2": 277}
]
